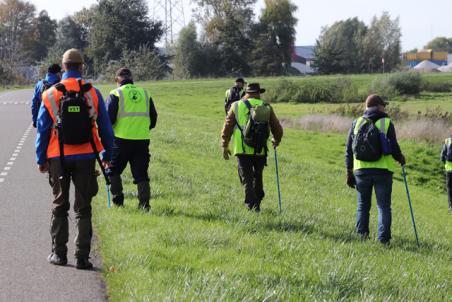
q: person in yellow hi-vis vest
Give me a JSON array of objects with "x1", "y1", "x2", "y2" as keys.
[
  {"x1": 221, "y1": 83, "x2": 283, "y2": 212},
  {"x1": 345, "y1": 95, "x2": 406, "y2": 245},
  {"x1": 440, "y1": 137, "x2": 452, "y2": 211},
  {"x1": 106, "y1": 68, "x2": 158, "y2": 211}
]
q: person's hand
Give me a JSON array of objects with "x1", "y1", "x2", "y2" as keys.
[
  {"x1": 223, "y1": 148, "x2": 231, "y2": 160},
  {"x1": 38, "y1": 162, "x2": 49, "y2": 173},
  {"x1": 32, "y1": 122, "x2": 37, "y2": 128},
  {"x1": 346, "y1": 169, "x2": 356, "y2": 189},
  {"x1": 398, "y1": 154, "x2": 406, "y2": 166},
  {"x1": 272, "y1": 138, "x2": 279, "y2": 149},
  {"x1": 102, "y1": 161, "x2": 112, "y2": 169}
]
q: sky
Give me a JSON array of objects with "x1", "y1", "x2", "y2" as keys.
[{"x1": 29, "y1": 0, "x2": 452, "y2": 51}]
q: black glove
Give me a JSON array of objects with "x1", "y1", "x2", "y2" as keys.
[
  {"x1": 32, "y1": 122, "x2": 36, "y2": 128},
  {"x1": 398, "y1": 154, "x2": 406, "y2": 166},
  {"x1": 346, "y1": 170, "x2": 356, "y2": 189}
]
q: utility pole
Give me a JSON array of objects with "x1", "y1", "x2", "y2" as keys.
[{"x1": 152, "y1": 0, "x2": 186, "y2": 48}]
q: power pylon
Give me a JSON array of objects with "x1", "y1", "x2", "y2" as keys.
[{"x1": 151, "y1": 0, "x2": 186, "y2": 47}]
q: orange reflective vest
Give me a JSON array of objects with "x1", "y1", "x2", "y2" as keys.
[{"x1": 42, "y1": 77, "x2": 104, "y2": 159}]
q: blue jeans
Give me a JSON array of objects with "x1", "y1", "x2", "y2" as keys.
[{"x1": 355, "y1": 173, "x2": 393, "y2": 243}]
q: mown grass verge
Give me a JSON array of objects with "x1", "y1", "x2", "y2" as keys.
[{"x1": 93, "y1": 78, "x2": 451, "y2": 301}]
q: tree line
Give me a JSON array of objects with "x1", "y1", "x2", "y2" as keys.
[{"x1": 0, "y1": 0, "x2": 298, "y2": 84}]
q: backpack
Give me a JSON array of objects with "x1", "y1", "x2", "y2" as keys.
[
  {"x1": 54, "y1": 80, "x2": 93, "y2": 145},
  {"x1": 239, "y1": 99, "x2": 271, "y2": 154},
  {"x1": 352, "y1": 117, "x2": 383, "y2": 162}
]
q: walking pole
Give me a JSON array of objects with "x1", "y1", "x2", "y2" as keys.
[
  {"x1": 106, "y1": 184, "x2": 111, "y2": 208},
  {"x1": 401, "y1": 165, "x2": 420, "y2": 247},
  {"x1": 274, "y1": 147, "x2": 282, "y2": 213}
]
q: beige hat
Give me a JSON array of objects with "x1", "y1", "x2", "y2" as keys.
[{"x1": 62, "y1": 48, "x2": 84, "y2": 64}]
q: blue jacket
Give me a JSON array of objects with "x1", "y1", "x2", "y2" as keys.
[
  {"x1": 31, "y1": 73, "x2": 60, "y2": 127},
  {"x1": 345, "y1": 108, "x2": 404, "y2": 175},
  {"x1": 35, "y1": 71, "x2": 114, "y2": 165}
]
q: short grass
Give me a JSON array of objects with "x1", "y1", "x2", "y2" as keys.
[{"x1": 93, "y1": 78, "x2": 451, "y2": 301}]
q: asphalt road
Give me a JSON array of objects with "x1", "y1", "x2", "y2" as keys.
[{"x1": 0, "y1": 89, "x2": 107, "y2": 302}]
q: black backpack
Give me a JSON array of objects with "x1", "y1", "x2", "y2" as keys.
[
  {"x1": 352, "y1": 117, "x2": 382, "y2": 162},
  {"x1": 54, "y1": 80, "x2": 93, "y2": 145},
  {"x1": 238, "y1": 99, "x2": 271, "y2": 154}
]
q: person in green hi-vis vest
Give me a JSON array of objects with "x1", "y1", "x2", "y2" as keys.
[
  {"x1": 106, "y1": 68, "x2": 158, "y2": 211},
  {"x1": 221, "y1": 83, "x2": 283, "y2": 212},
  {"x1": 440, "y1": 137, "x2": 452, "y2": 212},
  {"x1": 345, "y1": 95, "x2": 406, "y2": 245}
]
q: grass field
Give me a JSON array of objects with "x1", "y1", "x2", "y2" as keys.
[{"x1": 92, "y1": 76, "x2": 451, "y2": 301}]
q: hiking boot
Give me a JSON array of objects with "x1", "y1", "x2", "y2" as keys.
[
  {"x1": 253, "y1": 202, "x2": 261, "y2": 213},
  {"x1": 76, "y1": 257, "x2": 93, "y2": 270},
  {"x1": 110, "y1": 174, "x2": 124, "y2": 206},
  {"x1": 112, "y1": 195, "x2": 124, "y2": 207},
  {"x1": 47, "y1": 253, "x2": 67, "y2": 266},
  {"x1": 379, "y1": 239, "x2": 390, "y2": 246},
  {"x1": 358, "y1": 232, "x2": 369, "y2": 241}
]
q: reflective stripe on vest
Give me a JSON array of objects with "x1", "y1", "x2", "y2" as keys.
[
  {"x1": 42, "y1": 78, "x2": 104, "y2": 159},
  {"x1": 445, "y1": 138, "x2": 452, "y2": 171},
  {"x1": 232, "y1": 98, "x2": 266, "y2": 156},
  {"x1": 110, "y1": 84, "x2": 151, "y2": 140},
  {"x1": 353, "y1": 117, "x2": 395, "y2": 172}
]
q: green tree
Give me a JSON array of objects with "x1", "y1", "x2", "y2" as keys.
[
  {"x1": 195, "y1": 0, "x2": 256, "y2": 76},
  {"x1": 363, "y1": 12, "x2": 401, "y2": 73},
  {"x1": 248, "y1": 22, "x2": 283, "y2": 75},
  {"x1": 425, "y1": 37, "x2": 452, "y2": 52},
  {"x1": 313, "y1": 18, "x2": 367, "y2": 74},
  {"x1": 24, "y1": 10, "x2": 57, "y2": 62},
  {"x1": 259, "y1": 0, "x2": 297, "y2": 71},
  {"x1": 174, "y1": 22, "x2": 203, "y2": 79},
  {"x1": 88, "y1": 0, "x2": 163, "y2": 73}
]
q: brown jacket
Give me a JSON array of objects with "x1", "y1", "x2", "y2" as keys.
[{"x1": 221, "y1": 100, "x2": 283, "y2": 150}]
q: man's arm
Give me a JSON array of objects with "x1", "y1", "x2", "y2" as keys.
[
  {"x1": 95, "y1": 89, "x2": 114, "y2": 161},
  {"x1": 35, "y1": 102, "x2": 53, "y2": 165},
  {"x1": 269, "y1": 107, "x2": 283, "y2": 146},
  {"x1": 345, "y1": 123, "x2": 354, "y2": 170},
  {"x1": 387, "y1": 123, "x2": 404, "y2": 164},
  {"x1": 221, "y1": 106, "x2": 236, "y2": 149},
  {"x1": 441, "y1": 143, "x2": 447, "y2": 162},
  {"x1": 149, "y1": 97, "x2": 158, "y2": 129},
  {"x1": 31, "y1": 81, "x2": 42, "y2": 127},
  {"x1": 106, "y1": 93, "x2": 119, "y2": 125}
]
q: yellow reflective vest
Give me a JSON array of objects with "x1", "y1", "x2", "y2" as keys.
[
  {"x1": 353, "y1": 117, "x2": 395, "y2": 172},
  {"x1": 232, "y1": 98, "x2": 268, "y2": 156},
  {"x1": 110, "y1": 84, "x2": 151, "y2": 140},
  {"x1": 444, "y1": 138, "x2": 452, "y2": 171}
]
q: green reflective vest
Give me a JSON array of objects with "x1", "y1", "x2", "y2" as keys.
[
  {"x1": 353, "y1": 117, "x2": 395, "y2": 172},
  {"x1": 444, "y1": 138, "x2": 452, "y2": 171},
  {"x1": 110, "y1": 84, "x2": 151, "y2": 140},
  {"x1": 232, "y1": 98, "x2": 267, "y2": 156}
]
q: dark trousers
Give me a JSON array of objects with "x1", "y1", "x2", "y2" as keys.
[
  {"x1": 446, "y1": 172, "x2": 452, "y2": 209},
  {"x1": 49, "y1": 159, "x2": 97, "y2": 257},
  {"x1": 355, "y1": 173, "x2": 393, "y2": 243},
  {"x1": 237, "y1": 155, "x2": 266, "y2": 206},
  {"x1": 110, "y1": 138, "x2": 150, "y2": 183}
]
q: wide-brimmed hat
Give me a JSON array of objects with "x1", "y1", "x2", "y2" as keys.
[
  {"x1": 365, "y1": 94, "x2": 388, "y2": 107},
  {"x1": 246, "y1": 83, "x2": 265, "y2": 94},
  {"x1": 62, "y1": 49, "x2": 84, "y2": 64}
]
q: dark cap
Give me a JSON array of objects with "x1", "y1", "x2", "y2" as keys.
[
  {"x1": 245, "y1": 83, "x2": 266, "y2": 94},
  {"x1": 116, "y1": 67, "x2": 132, "y2": 77},
  {"x1": 235, "y1": 78, "x2": 246, "y2": 84},
  {"x1": 365, "y1": 94, "x2": 388, "y2": 108},
  {"x1": 48, "y1": 64, "x2": 61, "y2": 74}
]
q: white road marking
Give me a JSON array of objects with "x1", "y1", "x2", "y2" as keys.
[
  {"x1": 4, "y1": 167, "x2": 11, "y2": 171},
  {"x1": 6, "y1": 162, "x2": 13, "y2": 166},
  {"x1": 0, "y1": 178, "x2": 4, "y2": 183},
  {"x1": 0, "y1": 172, "x2": 7, "y2": 176}
]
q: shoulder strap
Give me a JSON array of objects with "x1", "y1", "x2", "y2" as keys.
[
  {"x1": 242, "y1": 99, "x2": 252, "y2": 110},
  {"x1": 54, "y1": 83, "x2": 67, "y2": 94}
]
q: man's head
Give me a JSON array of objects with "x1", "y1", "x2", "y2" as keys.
[
  {"x1": 245, "y1": 83, "x2": 266, "y2": 99},
  {"x1": 47, "y1": 64, "x2": 62, "y2": 78},
  {"x1": 235, "y1": 78, "x2": 246, "y2": 89},
  {"x1": 365, "y1": 94, "x2": 387, "y2": 112},
  {"x1": 62, "y1": 49, "x2": 84, "y2": 73},
  {"x1": 115, "y1": 67, "x2": 133, "y2": 86}
]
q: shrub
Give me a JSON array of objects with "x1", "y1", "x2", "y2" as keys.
[
  {"x1": 265, "y1": 78, "x2": 365, "y2": 103},
  {"x1": 421, "y1": 81, "x2": 452, "y2": 93},
  {"x1": 370, "y1": 72, "x2": 422, "y2": 98}
]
